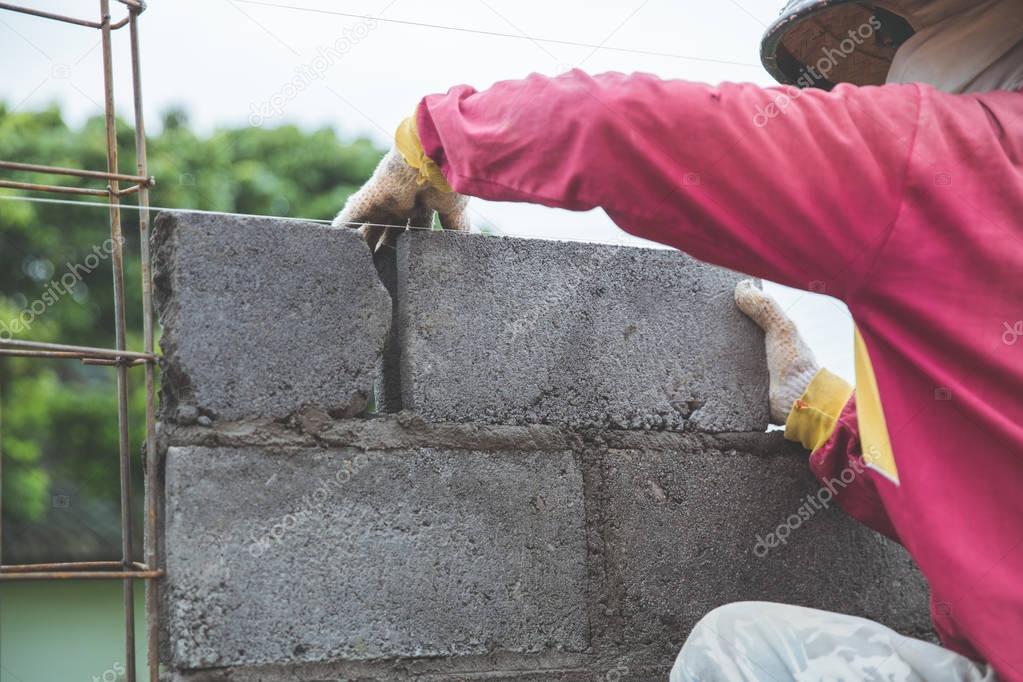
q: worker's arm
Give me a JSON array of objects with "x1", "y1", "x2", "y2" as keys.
[
  {"x1": 800, "y1": 388, "x2": 902, "y2": 543},
  {"x1": 413, "y1": 70, "x2": 921, "y2": 299},
  {"x1": 736, "y1": 282, "x2": 900, "y2": 542}
]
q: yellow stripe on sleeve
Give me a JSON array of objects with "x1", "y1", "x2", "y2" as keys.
[
  {"x1": 784, "y1": 368, "x2": 854, "y2": 453},
  {"x1": 394, "y1": 113, "x2": 454, "y2": 193},
  {"x1": 854, "y1": 327, "x2": 900, "y2": 484}
]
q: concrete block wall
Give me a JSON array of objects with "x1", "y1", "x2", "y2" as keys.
[{"x1": 153, "y1": 211, "x2": 932, "y2": 681}]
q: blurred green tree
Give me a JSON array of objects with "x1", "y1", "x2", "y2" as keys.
[{"x1": 0, "y1": 102, "x2": 383, "y2": 562}]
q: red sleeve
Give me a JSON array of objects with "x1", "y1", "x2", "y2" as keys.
[
  {"x1": 809, "y1": 394, "x2": 901, "y2": 543},
  {"x1": 416, "y1": 70, "x2": 921, "y2": 300}
]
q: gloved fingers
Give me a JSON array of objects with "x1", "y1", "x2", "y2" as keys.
[
  {"x1": 421, "y1": 185, "x2": 471, "y2": 232},
  {"x1": 331, "y1": 190, "x2": 375, "y2": 230},
  {"x1": 734, "y1": 279, "x2": 820, "y2": 424},
  {"x1": 734, "y1": 279, "x2": 795, "y2": 334},
  {"x1": 334, "y1": 143, "x2": 470, "y2": 253},
  {"x1": 408, "y1": 206, "x2": 435, "y2": 229},
  {"x1": 364, "y1": 206, "x2": 429, "y2": 251},
  {"x1": 376, "y1": 226, "x2": 404, "y2": 251},
  {"x1": 376, "y1": 205, "x2": 431, "y2": 252},
  {"x1": 332, "y1": 148, "x2": 420, "y2": 236},
  {"x1": 333, "y1": 185, "x2": 411, "y2": 234},
  {"x1": 359, "y1": 224, "x2": 388, "y2": 252},
  {"x1": 438, "y1": 208, "x2": 471, "y2": 232}
]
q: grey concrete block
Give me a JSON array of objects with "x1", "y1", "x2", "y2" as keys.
[
  {"x1": 152, "y1": 211, "x2": 391, "y2": 422},
  {"x1": 163, "y1": 445, "x2": 589, "y2": 670},
  {"x1": 396, "y1": 232, "x2": 769, "y2": 432},
  {"x1": 599, "y1": 438, "x2": 931, "y2": 664},
  {"x1": 170, "y1": 655, "x2": 596, "y2": 682},
  {"x1": 372, "y1": 247, "x2": 403, "y2": 412},
  {"x1": 173, "y1": 671, "x2": 596, "y2": 682},
  {"x1": 173, "y1": 669, "x2": 595, "y2": 682}
]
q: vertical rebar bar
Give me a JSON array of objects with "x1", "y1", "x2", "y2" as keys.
[
  {"x1": 0, "y1": 2, "x2": 157, "y2": 678},
  {"x1": 128, "y1": 9, "x2": 159, "y2": 681},
  {"x1": 100, "y1": 1, "x2": 137, "y2": 679},
  {"x1": 0, "y1": 377, "x2": 4, "y2": 571}
]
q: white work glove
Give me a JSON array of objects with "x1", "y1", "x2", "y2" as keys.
[
  {"x1": 734, "y1": 280, "x2": 821, "y2": 424},
  {"x1": 332, "y1": 117, "x2": 470, "y2": 252}
]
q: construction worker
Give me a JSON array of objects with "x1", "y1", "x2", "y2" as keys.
[{"x1": 333, "y1": 0, "x2": 1023, "y2": 678}]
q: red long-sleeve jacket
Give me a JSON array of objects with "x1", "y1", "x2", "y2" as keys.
[{"x1": 413, "y1": 70, "x2": 1023, "y2": 677}]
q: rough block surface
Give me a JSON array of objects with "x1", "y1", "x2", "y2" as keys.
[
  {"x1": 396, "y1": 232, "x2": 769, "y2": 432},
  {"x1": 154, "y1": 218, "x2": 931, "y2": 681},
  {"x1": 599, "y1": 442, "x2": 933, "y2": 667},
  {"x1": 152, "y1": 211, "x2": 390, "y2": 422},
  {"x1": 163, "y1": 445, "x2": 589, "y2": 670}
]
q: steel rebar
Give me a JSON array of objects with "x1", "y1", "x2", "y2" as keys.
[{"x1": 100, "y1": 2, "x2": 137, "y2": 678}]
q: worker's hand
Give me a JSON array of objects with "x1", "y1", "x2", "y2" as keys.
[
  {"x1": 734, "y1": 280, "x2": 820, "y2": 424},
  {"x1": 332, "y1": 116, "x2": 470, "y2": 252}
]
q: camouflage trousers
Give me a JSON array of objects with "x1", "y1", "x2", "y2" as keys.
[{"x1": 670, "y1": 602, "x2": 997, "y2": 682}]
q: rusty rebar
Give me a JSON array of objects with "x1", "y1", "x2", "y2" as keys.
[
  {"x1": 0, "y1": 339, "x2": 155, "y2": 362},
  {"x1": 0, "y1": 0, "x2": 143, "y2": 29},
  {"x1": 1, "y1": 560, "x2": 149, "y2": 572},
  {"x1": 0, "y1": 559, "x2": 163, "y2": 581},
  {"x1": 0, "y1": 351, "x2": 147, "y2": 366},
  {"x1": 99, "y1": 2, "x2": 137, "y2": 679},
  {"x1": 0, "y1": 179, "x2": 109, "y2": 196},
  {"x1": 116, "y1": 183, "x2": 143, "y2": 197},
  {"x1": 129, "y1": 8, "x2": 161, "y2": 681},
  {"x1": 0, "y1": 2, "x2": 159, "y2": 678},
  {"x1": 81, "y1": 357, "x2": 150, "y2": 367},
  {"x1": 0, "y1": 350, "x2": 151, "y2": 368},
  {"x1": 0, "y1": 349, "x2": 84, "y2": 359},
  {"x1": 0, "y1": 161, "x2": 152, "y2": 185},
  {"x1": 0, "y1": 2, "x2": 102, "y2": 27},
  {"x1": 0, "y1": 382, "x2": 4, "y2": 570},
  {"x1": 0, "y1": 569, "x2": 163, "y2": 581}
]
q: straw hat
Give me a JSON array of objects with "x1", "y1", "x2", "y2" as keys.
[{"x1": 761, "y1": 1, "x2": 917, "y2": 88}]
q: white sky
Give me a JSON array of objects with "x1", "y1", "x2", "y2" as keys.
[{"x1": 0, "y1": 0, "x2": 855, "y2": 381}]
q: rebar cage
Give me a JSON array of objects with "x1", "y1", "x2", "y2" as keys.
[{"x1": 0, "y1": 2, "x2": 162, "y2": 680}]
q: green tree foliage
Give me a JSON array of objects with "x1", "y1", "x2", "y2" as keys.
[{"x1": 0, "y1": 102, "x2": 382, "y2": 561}]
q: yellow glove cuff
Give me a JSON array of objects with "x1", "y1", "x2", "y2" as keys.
[
  {"x1": 394, "y1": 113, "x2": 453, "y2": 193},
  {"x1": 784, "y1": 368, "x2": 854, "y2": 453}
]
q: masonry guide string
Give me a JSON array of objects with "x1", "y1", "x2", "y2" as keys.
[
  {"x1": 0, "y1": 1, "x2": 746, "y2": 251},
  {"x1": 232, "y1": 0, "x2": 760, "y2": 68},
  {"x1": 0, "y1": 194, "x2": 661, "y2": 248}
]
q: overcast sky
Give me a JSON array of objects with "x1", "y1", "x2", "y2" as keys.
[{"x1": 0, "y1": 0, "x2": 855, "y2": 381}]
